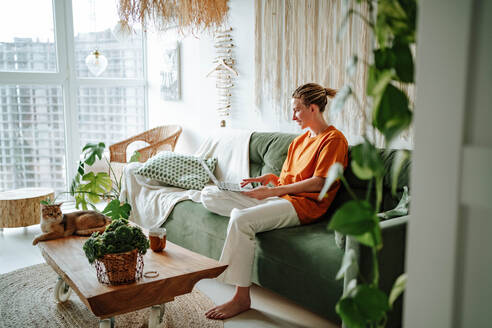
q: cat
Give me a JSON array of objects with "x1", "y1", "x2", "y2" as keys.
[{"x1": 32, "y1": 203, "x2": 111, "y2": 245}]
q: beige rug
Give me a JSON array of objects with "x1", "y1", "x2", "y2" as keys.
[{"x1": 0, "y1": 263, "x2": 223, "y2": 328}]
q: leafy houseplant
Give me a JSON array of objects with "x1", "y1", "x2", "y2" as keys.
[
  {"x1": 83, "y1": 218, "x2": 150, "y2": 264},
  {"x1": 69, "y1": 142, "x2": 140, "y2": 220},
  {"x1": 319, "y1": 0, "x2": 417, "y2": 327}
]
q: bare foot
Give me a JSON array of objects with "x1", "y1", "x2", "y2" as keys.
[{"x1": 205, "y1": 286, "x2": 251, "y2": 320}]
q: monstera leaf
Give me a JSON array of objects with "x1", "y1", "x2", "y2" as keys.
[
  {"x1": 82, "y1": 142, "x2": 106, "y2": 166},
  {"x1": 79, "y1": 172, "x2": 112, "y2": 203},
  {"x1": 102, "y1": 199, "x2": 131, "y2": 220}
]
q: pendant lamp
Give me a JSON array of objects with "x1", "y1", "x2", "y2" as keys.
[{"x1": 85, "y1": 49, "x2": 108, "y2": 77}]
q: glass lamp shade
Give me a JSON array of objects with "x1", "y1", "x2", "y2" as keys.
[
  {"x1": 85, "y1": 50, "x2": 108, "y2": 76},
  {"x1": 112, "y1": 20, "x2": 135, "y2": 42}
]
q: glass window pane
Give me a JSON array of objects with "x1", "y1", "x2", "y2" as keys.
[
  {"x1": 0, "y1": 85, "x2": 66, "y2": 192},
  {"x1": 73, "y1": 0, "x2": 144, "y2": 79},
  {"x1": 0, "y1": 0, "x2": 57, "y2": 72},
  {"x1": 77, "y1": 86, "x2": 145, "y2": 150}
]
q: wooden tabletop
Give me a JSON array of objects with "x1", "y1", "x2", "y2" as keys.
[
  {"x1": 38, "y1": 236, "x2": 227, "y2": 319},
  {"x1": 0, "y1": 188, "x2": 54, "y2": 200}
]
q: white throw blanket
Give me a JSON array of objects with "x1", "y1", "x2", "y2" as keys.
[{"x1": 119, "y1": 130, "x2": 253, "y2": 228}]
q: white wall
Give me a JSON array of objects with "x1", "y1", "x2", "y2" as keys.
[
  {"x1": 146, "y1": 0, "x2": 273, "y2": 155},
  {"x1": 146, "y1": 0, "x2": 412, "y2": 154},
  {"x1": 404, "y1": 0, "x2": 492, "y2": 327}
]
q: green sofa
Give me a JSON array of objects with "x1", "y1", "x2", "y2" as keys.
[{"x1": 161, "y1": 132, "x2": 410, "y2": 326}]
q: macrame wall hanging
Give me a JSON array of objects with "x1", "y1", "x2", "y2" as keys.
[
  {"x1": 206, "y1": 27, "x2": 238, "y2": 127},
  {"x1": 254, "y1": 0, "x2": 414, "y2": 146}
]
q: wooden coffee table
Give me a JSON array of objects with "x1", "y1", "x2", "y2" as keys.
[{"x1": 38, "y1": 235, "x2": 227, "y2": 328}]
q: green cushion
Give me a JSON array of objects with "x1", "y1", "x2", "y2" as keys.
[
  {"x1": 249, "y1": 132, "x2": 297, "y2": 178},
  {"x1": 135, "y1": 152, "x2": 217, "y2": 190}
]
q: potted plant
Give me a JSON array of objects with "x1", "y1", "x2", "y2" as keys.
[
  {"x1": 69, "y1": 142, "x2": 140, "y2": 220},
  {"x1": 83, "y1": 218, "x2": 150, "y2": 284}
]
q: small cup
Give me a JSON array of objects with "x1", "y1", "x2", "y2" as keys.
[{"x1": 149, "y1": 228, "x2": 167, "y2": 252}]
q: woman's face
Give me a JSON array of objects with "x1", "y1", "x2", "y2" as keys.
[{"x1": 291, "y1": 98, "x2": 311, "y2": 129}]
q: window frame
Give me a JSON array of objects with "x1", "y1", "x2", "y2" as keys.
[{"x1": 0, "y1": 0, "x2": 148, "y2": 191}]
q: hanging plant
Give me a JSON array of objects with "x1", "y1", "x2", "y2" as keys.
[{"x1": 117, "y1": 0, "x2": 229, "y2": 34}]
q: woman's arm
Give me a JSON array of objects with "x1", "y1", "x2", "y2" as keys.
[{"x1": 241, "y1": 176, "x2": 325, "y2": 200}]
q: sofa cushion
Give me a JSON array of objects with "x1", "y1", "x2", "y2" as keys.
[
  {"x1": 135, "y1": 151, "x2": 217, "y2": 190},
  {"x1": 249, "y1": 132, "x2": 297, "y2": 178}
]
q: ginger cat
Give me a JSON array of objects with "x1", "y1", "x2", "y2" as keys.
[{"x1": 32, "y1": 203, "x2": 111, "y2": 245}]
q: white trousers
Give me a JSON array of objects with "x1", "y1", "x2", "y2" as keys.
[{"x1": 201, "y1": 186, "x2": 300, "y2": 287}]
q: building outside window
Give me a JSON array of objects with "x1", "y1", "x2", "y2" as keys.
[{"x1": 0, "y1": 0, "x2": 147, "y2": 193}]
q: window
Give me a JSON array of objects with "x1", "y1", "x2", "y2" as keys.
[{"x1": 0, "y1": 0, "x2": 147, "y2": 193}]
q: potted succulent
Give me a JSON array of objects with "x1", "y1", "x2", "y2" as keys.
[{"x1": 83, "y1": 218, "x2": 150, "y2": 284}]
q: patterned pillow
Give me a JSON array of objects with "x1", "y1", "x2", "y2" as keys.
[{"x1": 135, "y1": 151, "x2": 217, "y2": 190}]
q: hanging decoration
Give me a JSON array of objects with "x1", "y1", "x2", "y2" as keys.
[
  {"x1": 254, "y1": 0, "x2": 415, "y2": 146},
  {"x1": 85, "y1": 0, "x2": 108, "y2": 77},
  {"x1": 85, "y1": 50, "x2": 108, "y2": 77},
  {"x1": 206, "y1": 27, "x2": 238, "y2": 127},
  {"x1": 117, "y1": 0, "x2": 229, "y2": 34}
]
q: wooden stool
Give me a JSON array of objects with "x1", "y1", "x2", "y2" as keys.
[{"x1": 0, "y1": 188, "x2": 55, "y2": 229}]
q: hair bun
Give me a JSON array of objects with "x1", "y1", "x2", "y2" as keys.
[{"x1": 325, "y1": 88, "x2": 337, "y2": 99}]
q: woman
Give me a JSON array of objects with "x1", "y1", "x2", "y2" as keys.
[{"x1": 203, "y1": 83, "x2": 348, "y2": 320}]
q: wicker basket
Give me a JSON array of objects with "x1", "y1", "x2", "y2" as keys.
[{"x1": 95, "y1": 249, "x2": 144, "y2": 285}]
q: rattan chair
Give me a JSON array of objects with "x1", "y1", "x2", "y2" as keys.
[{"x1": 109, "y1": 125, "x2": 182, "y2": 163}]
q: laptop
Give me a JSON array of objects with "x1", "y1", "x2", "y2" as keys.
[{"x1": 200, "y1": 160, "x2": 249, "y2": 192}]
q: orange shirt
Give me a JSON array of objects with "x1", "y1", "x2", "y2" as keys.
[{"x1": 279, "y1": 126, "x2": 348, "y2": 224}]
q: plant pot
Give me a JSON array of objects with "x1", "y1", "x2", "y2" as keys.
[{"x1": 96, "y1": 249, "x2": 144, "y2": 285}]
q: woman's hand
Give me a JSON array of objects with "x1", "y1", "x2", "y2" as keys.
[
  {"x1": 241, "y1": 186, "x2": 278, "y2": 200},
  {"x1": 241, "y1": 173, "x2": 279, "y2": 188}
]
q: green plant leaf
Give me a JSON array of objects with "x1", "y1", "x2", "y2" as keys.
[
  {"x1": 392, "y1": 42, "x2": 414, "y2": 83},
  {"x1": 80, "y1": 172, "x2": 112, "y2": 203},
  {"x1": 40, "y1": 200, "x2": 50, "y2": 205},
  {"x1": 391, "y1": 149, "x2": 410, "y2": 196},
  {"x1": 330, "y1": 85, "x2": 352, "y2": 114},
  {"x1": 336, "y1": 249, "x2": 358, "y2": 280},
  {"x1": 318, "y1": 162, "x2": 344, "y2": 201},
  {"x1": 355, "y1": 224, "x2": 383, "y2": 250},
  {"x1": 77, "y1": 162, "x2": 85, "y2": 175},
  {"x1": 102, "y1": 199, "x2": 131, "y2": 220},
  {"x1": 372, "y1": 84, "x2": 412, "y2": 143},
  {"x1": 336, "y1": 298, "x2": 366, "y2": 328},
  {"x1": 376, "y1": 0, "x2": 414, "y2": 46},
  {"x1": 389, "y1": 273, "x2": 407, "y2": 308},
  {"x1": 353, "y1": 284, "x2": 390, "y2": 321},
  {"x1": 75, "y1": 193, "x2": 88, "y2": 210},
  {"x1": 374, "y1": 48, "x2": 396, "y2": 71},
  {"x1": 70, "y1": 172, "x2": 81, "y2": 195},
  {"x1": 129, "y1": 151, "x2": 141, "y2": 163},
  {"x1": 367, "y1": 66, "x2": 394, "y2": 98},
  {"x1": 82, "y1": 142, "x2": 105, "y2": 166},
  {"x1": 350, "y1": 139, "x2": 385, "y2": 180},
  {"x1": 329, "y1": 200, "x2": 378, "y2": 236}
]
